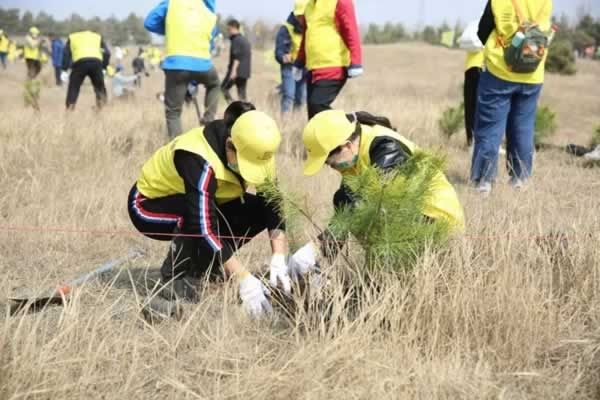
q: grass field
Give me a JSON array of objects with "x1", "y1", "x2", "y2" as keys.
[{"x1": 0, "y1": 43, "x2": 599, "y2": 399}]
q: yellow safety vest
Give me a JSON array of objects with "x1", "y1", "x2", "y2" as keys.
[
  {"x1": 485, "y1": 0, "x2": 552, "y2": 84},
  {"x1": 137, "y1": 127, "x2": 245, "y2": 204},
  {"x1": 304, "y1": 0, "x2": 350, "y2": 70},
  {"x1": 24, "y1": 35, "x2": 40, "y2": 60},
  {"x1": 465, "y1": 50, "x2": 485, "y2": 71},
  {"x1": 165, "y1": 0, "x2": 216, "y2": 59},
  {"x1": 344, "y1": 125, "x2": 465, "y2": 231},
  {"x1": 0, "y1": 35, "x2": 8, "y2": 52},
  {"x1": 69, "y1": 31, "x2": 102, "y2": 62},
  {"x1": 285, "y1": 22, "x2": 303, "y2": 62},
  {"x1": 7, "y1": 42, "x2": 17, "y2": 61}
]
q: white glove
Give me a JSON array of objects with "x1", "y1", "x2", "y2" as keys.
[
  {"x1": 269, "y1": 254, "x2": 291, "y2": 295},
  {"x1": 239, "y1": 273, "x2": 273, "y2": 319},
  {"x1": 347, "y1": 65, "x2": 364, "y2": 79},
  {"x1": 60, "y1": 71, "x2": 69, "y2": 83},
  {"x1": 288, "y1": 242, "x2": 319, "y2": 280},
  {"x1": 292, "y1": 66, "x2": 303, "y2": 82}
]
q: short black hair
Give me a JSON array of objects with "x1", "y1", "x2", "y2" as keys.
[
  {"x1": 224, "y1": 101, "x2": 256, "y2": 129},
  {"x1": 227, "y1": 19, "x2": 241, "y2": 29}
]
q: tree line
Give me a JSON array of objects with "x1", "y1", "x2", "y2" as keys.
[{"x1": 0, "y1": 8, "x2": 151, "y2": 45}]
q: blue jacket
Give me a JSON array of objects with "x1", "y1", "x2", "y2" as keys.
[
  {"x1": 275, "y1": 13, "x2": 303, "y2": 66},
  {"x1": 51, "y1": 38, "x2": 64, "y2": 67},
  {"x1": 144, "y1": 0, "x2": 218, "y2": 72}
]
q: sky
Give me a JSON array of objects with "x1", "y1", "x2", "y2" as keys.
[{"x1": 1, "y1": 0, "x2": 599, "y2": 29}]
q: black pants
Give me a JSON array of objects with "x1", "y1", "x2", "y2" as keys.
[
  {"x1": 307, "y1": 77, "x2": 346, "y2": 119},
  {"x1": 53, "y1": 65, "x2": 62, "y2": 86},
  {"x1": 464, "y1": 67, "x2": 481, "y2": 146},
  {"x1": 25, "y1": 59, "x2": 41, "y2": 79},
  {"x1": 66, "y1": 59, "x2": 107, "y2": 109},
  {"x1": 164, "y1": 68, "x2": 221, "y2": 137},
  {"x1": 127, "y1": 185, "x2": 272, "y2": 279},
  {"x1": 221, "y1": 76, "x2": 248, "y2": 103}
]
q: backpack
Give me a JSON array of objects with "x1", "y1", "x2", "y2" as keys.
[{"x1": 503, "y1": 0, "x2": 552, "y2": 73}]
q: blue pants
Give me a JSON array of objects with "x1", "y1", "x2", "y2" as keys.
[
  {"x1": 280, "y1": 65, "x2": 306, "y2": 113},
  {"x1": 471, "y1": 71, "x2": 543, "y2": 183},
  {"x1": 0, "y1": 52, "x2": 7, "y2": 69}
]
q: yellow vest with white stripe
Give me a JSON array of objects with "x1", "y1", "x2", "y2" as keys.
[
  {"x1": 137, "y1": 128, "x2": 244, "y2": 204},
  {"x1": 24, "y1": 35, "x2": 40, "y2": 60},
  {"x1": 69, "y1": 31, "x2": 102, "y2": 62},
  {"x1": 344, "y1": 125, "x2": 465, "y2": 231},
  {"x1": 304, "y1": 0, "x2": 350, "y2": 70},
  {"x1": 0, "y1": 35, "x2": 8, "y2": 53},
  {"x1": 485, "y1": 0, "x2": 552, "y2": 84},
  {"x1": 285, "y1": 22, "x2": 303, "y2": 62},
  {"x1": 165, "y1": 0, "x2": 216, "y2": 59},
  {"x1": 465, "y1": 50, "x2": 485, "y2": 71}
]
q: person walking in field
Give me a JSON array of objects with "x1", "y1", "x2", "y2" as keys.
[
  {"x1": 222, "y1": 19, "x2": 252, "y2": 103},
  {"x1": 62, "y1": 30, "x2": 110, "y2": 110},
  {"x1": 49, "y1": 33, "x2": 64, "y2": 86},
  {"x1": 0, "y1": 29, "x2": 9, "y2": 69},
  {"x1": 23, "y1": 27, "x2": 48, "y2": 110},
  {"x1": 127, "y1": 102, "x2": 293, "y2": 317},
  {"x1": 294, "y1": 0, "x2": 363, "y2": 119},
  {"x1": 286, "y1": 110, "x2": 465, "y2": 277},
  {"x1": 275, "y1": 0, "x2": 308, "y2": 114},
  {"x1": 145, "y1": 0, "x2": 221, "y2": 137},
  {"x1": 471, "y1": 0, "x2": 554, "y2": 195}
]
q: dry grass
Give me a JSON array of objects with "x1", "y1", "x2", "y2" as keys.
[{"x1": 1, "y1": 43, "x2": 600, "y2": 399}]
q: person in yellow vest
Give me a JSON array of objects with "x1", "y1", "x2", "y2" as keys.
[
  {"x1": 294, "y1": 0, "x2": 363, "y2": 119},
  {"x1": 24, "y1": 27, "x2": 42, "y2": 78},
  {"x1": 62, "y1": 30, "x2": 110, "y2": 110},
  {"x1": 144, "y1": 0, "x2": 221, "y2": 137},
  {"x1": 275, "y1": 0, "x2": 308, "y2": 113},
  {"x1": 23, "y1": 27, "x2": 44, "y2": 110},
  {"x1": 471, "y1": 0, "x2": 553, "y2": 195},
  {"x1": 127, "y1": 102, "x2": 293, "y2": 317},
  {"x1": 7, "y1": 40, "x2": 17, "y2": 64},
  {"x1": 286, "y1": 110, "x2": 465, "y2": 277},
  {"x1": 0, "y1": 29, "x2": 9, "y2": 69}
]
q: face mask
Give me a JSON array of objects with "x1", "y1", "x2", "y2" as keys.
[
  {"x1": 228, "y1": 162, "x2": 240, "y2": 173},
  {"x1": 332, "y1": 154, "x2": 358, "y2": 170}
]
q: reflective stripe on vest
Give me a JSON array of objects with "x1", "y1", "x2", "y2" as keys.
[
  {"x1": 24, "y1": 35, "x2": 40, "y2": 60},
  {"x1": 344, "y1": 125, "x2": 465, "y2": 230},
  {"x1": 69, "y1": 31, "x2": 102, "y2": 62},
  {"x1": 285, "y1": 22, "x2": 303, "y2": 62},
  {"x1": 137, "y1": 128, "x2": 244, "y2": 204},
  {"x1": 304, "y1": 0, "x2": 350, "y2": 70},
  {"x1": 165, "y1": 0, "x2": 216, "y2": 59},
  {"x1": 485, "y1": 0, "x2": 552, "y2": 84},
  {"x1": 465, "y1": 50, "x2": 485, "y2": 71}
]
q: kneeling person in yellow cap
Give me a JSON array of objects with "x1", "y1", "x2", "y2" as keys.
[
  {"x1": 287, "y1": 110, "x2": 465, "y2": 276},
  {"x1": 127, "y1": 102, "x2": 291, "y2": 318}
]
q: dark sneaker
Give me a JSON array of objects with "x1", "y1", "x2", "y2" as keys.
[{"x1": 158, "y1": 277, "x2": 200, "y2": 303}]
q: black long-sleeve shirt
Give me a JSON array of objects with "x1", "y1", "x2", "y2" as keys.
[
  {"x1": 62, "y1": 36, "x2": 110, "y2": 70},
  {"x1": 172, "y1": 121, "x2": 282, "y2": 263}
]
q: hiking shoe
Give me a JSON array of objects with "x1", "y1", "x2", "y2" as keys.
[
  {"x1": 509, "y1": 177, "x2": 526, "y2": 190},
  {"x1": 158, "y1": 277, "x2": 200, "y2": 303},
  {"x1": 584, "y1": 146, "x2": 600, "y2": 161},
  {"x1": 475, "y1": 181, "x2": 492, "y2": 197}
]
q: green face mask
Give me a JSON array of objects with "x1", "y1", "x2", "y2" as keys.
[
  {"x1": 332, "y1": 154, "x2": 359, "y2": 170},
  {"x1": 228, "y1": 162, "x2": 240, "y2": 173}
]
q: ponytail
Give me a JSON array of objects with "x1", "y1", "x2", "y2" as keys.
[{"x1": 345, "y1": 111, "x2": 394, "y2": 130}]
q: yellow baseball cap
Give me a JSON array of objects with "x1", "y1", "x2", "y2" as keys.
[
  {"x1": 30, "y1": 27, "x2": 40, "y2": 35},
  {"x1": 294, "y1": 0, "x2": 309, "y2": 16},
  {"x1": 231, "y1": 111, "x2": 281, "y2": 185},
  {"x1": 303, "y1": 110, "x2": 356, "y2": 176}
]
